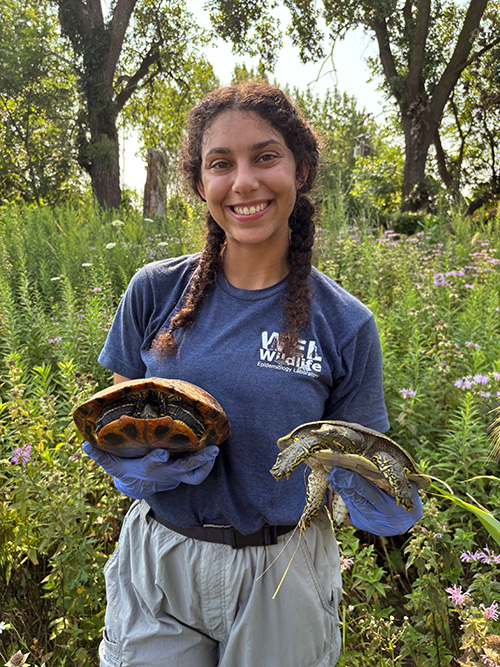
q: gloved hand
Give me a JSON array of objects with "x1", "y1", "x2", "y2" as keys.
[
  {"x1": 328, "y1": 467, "x2": 423, "y2": 537},
  {"x1": 82, "y1": 442, "x2": 219, "y2": 499}
]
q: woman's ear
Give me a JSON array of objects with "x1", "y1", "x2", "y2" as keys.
[
  {"x1": 196, "y1": 180, "x2": 206, "y2": 201},
  {"x1": 296, "y1": 164, "x2": 309, "y2": 190}
]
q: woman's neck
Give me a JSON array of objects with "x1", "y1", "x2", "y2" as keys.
[{"x1": 221, "y1": 241, "x2": 289, "y2": 290}]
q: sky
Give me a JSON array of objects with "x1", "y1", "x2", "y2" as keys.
[{"x1": 121, "y1": 3, "x2": 387, "y2": 193}]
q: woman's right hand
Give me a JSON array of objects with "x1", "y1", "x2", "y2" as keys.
[{"x1": 82, "y1": 441, "x2": 219, "y2": 499}]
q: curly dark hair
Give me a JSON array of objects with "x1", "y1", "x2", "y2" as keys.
[{"x1": 152, "y1": 81, "x2": 320, "y2": 358}]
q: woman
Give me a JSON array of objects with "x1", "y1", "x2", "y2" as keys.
[{"x1": 84, "y1": 81, "x2": 422, "y2": 666}]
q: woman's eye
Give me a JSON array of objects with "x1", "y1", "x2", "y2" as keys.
[
  {"x1": 258, "y1": 153, "x2": 277, "y2": 163},
  {"x1": 209, "y1": 160, "x2": 230, "y2": 170}
]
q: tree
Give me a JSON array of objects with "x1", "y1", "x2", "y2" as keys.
[
  {"x1": 0, "y1": 0, "x2": 81, "y2": 205},
  {"x1": 207, "y1": 0, "x2": 500, "y2": 210},
  {"x1": 121, "y1": 53, "x2": 219, "y2": 197},
  {"x1": 51, "y1": 0, "x2": 209, "y2": 209}
]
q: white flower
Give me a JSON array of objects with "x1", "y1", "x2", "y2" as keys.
[
  {"x1": 0, "y1": 620, "x2": 6, "y2": 633},
  {"x1": 105, "y1": 242, "x2": 117, "y2": 250},
  {"x1": 157, "y1": 241, "x2": 169, "y2": 247},
  {"x1": 111, "y1": 220, "x2": 125, "y2": 227},
  {"x1": 81, "y1": 262, "x2": 92, "y2": 267},
  {"x1": 50, "y1": 276, "x2": 62, "y2": 281}
]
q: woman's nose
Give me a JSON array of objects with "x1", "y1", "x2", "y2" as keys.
[{"x1": 232, "y1": 162, "x2": 259, "y2": 194}]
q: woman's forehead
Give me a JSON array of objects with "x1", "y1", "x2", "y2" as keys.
[{"x1": 201, "y1": 109, "x2": 286, "y2": 155}]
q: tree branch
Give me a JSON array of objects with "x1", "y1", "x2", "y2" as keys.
[
  {"x1": 406, "y1": 0, "x2": 431, "y2": 94},
  {"x1": 105, "y1": 0, "x2": 137, "y2": 86},
  {"x1": 113, "y1": 43, "x2": 162, "y2": 113},
  {"x1": 370, "y1": 16, "x2": 401, "y2": 103},
  {"x1": 61, "y1": 0, "x2": 91, "y2": 37},
  {"x1": 429, "y1": 0, "x2": 489, "y2": 123}
]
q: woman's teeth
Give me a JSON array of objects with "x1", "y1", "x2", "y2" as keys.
[{"x1": 233, "y1": 202, "x2": 268, "y2": 215}]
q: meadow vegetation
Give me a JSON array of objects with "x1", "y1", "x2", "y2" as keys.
[{"x1": 0, "y1": 196, "x2": 499, "y2": 666}]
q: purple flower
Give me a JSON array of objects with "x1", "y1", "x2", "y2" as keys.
[
  {"x1": 340, "y1": 555, "x2": 354, "y2": 572},
  {"x1": 473, "y1": 374, "x2": 489, "y2": 385},
  {"x1": 465, "y1": 284, "x2": 475, "y2": 289},
  {"x1": 433, "y1": 273, "x2": 446, "y2": 286},
  {"x1": 465, "y1": 341, "x2": 480, "y2": 349},
  {"x1": 399, "y1": 388, "x2": 416, "y2": 399},
  {"x1": 10, "y1": 444, "x2": 32, "y2": 466},
  {"x1": 480, "y1": 602, "x2": 500, "y2": 620},
  {"x1": 446, "y1": 584, "x2": 470, "y2": 607}
]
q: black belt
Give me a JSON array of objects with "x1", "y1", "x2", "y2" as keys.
[{"x1": 147, "y1": 509, "x2": 295, "y2": 549}]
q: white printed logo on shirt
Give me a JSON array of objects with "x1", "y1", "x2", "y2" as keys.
[{"x1": 257, "y1": 331, "x2": 322, "y2": 378}]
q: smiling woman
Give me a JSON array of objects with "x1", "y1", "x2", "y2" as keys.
[{"x1": 82, "y1": 81, "x2": 420, "y2": 667}]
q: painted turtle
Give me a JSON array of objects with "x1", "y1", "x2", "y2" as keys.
[
  {"x1": 73, "y1": 377, "x2": 231, "y2": 458},
  {"x1": 270, "y1": 420, "x2": 430, "y2": 532}
]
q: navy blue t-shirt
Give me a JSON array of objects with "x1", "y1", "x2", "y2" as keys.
[{"x1": 99, "y1": 254, "x2": 389, "y2": 533}]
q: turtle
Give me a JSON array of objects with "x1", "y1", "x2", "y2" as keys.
[
  {"x1": 73, "y1": 377, "x2": 231, "y2": 458},
  {"x1": 270, "y1": 420, "x2": 430, "y2": 533}
]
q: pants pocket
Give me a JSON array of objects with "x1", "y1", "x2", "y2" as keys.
[{"x1": 99, "y1": 630, "x2": 123, "y2": 667}]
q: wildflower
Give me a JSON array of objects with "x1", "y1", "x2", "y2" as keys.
[
  {"x1": 0, "y1": 620, "x2": 5, "y2": 633},
  {"x1": 474, "y1": 374, "x2": 489, "y2": 384},
  {"x1": 50, "y1": 276, "x2": 62, "y2": 281},
  {"x1": 47, "y1": 336, "x2": 62, "y2": 344},
  {"x1": 111, "y1": 220, "x2": 124, "y2": 227},
  {"x1": 81, "y1": 262, "x2": 92, "y2": 267},
  {"x1": 105, "y1": 242, "x2": 117, "y2": 250},
  {"x1": 433, "y1": 273, "x2": 446, "y2": 286},
  {"x1": 399, "y1": 388, "x2": 416, "y2": 399},
  {"x1": 494, "y1": 372, "x2": 500, "y2": 382},
  {"x1": 465, "y1": 341, "x2": 480, "y2": 349},
  {"x1": 10, "y1": 444, "x2": 32, "y2": 466},
  {"x1": 465, "y1": 283, "x2": 475, "y2": 289},
  {"x1": 340, "y1": 555, "x2": 354, "y2": 572},
  {"x1": 480, "y1": 602, "x2": 500, "y2": 620},
  {"x1": 446, "y1": 584, "x2": 470, "y2": 607},
  {"x1": 92, "y1": 287, "x2": 102, "y2": 292}
]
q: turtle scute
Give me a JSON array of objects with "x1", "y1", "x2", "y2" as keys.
[{"x1": 73, "y1": 377, "x2": 231, "y2": 458}]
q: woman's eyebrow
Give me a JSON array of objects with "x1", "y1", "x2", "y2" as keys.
[{"x1": 204, "y1": 139, "x2": 283, "y2": 158}]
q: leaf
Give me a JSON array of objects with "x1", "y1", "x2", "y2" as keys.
[{"x1": 430, "y1": 483, "x2": 500, "y2": 548}]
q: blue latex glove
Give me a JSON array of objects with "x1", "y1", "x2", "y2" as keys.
[
  {"x1": 328, "y1": 467, "x2": 423, "y2": 537},
  {"x1": 82, "y1": 441, "x2": 219, "y2": 499}
]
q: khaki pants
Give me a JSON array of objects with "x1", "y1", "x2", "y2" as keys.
[{"x1": 100, "y1": 499, "x2": 341, "y2": 667}]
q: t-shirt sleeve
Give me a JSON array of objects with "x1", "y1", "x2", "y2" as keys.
[
  {"x1": 323, "y1": 316, "x2": 390, "y2": 432},
  {"x1": 98, "y1": 268, "x2": 154, "y2": 379}
]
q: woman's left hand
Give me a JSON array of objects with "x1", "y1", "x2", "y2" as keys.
[{"x1": 328, "y1": 467, "x2": 423, "y2": 536}]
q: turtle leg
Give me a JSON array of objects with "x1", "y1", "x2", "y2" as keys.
[
  {"x1": 330, "y1": 493, "x2": 349, "y2": 527},
  {"x1": 371, "y1": 451, "x2": 414, "y2": 510},
  {"x1": 297, "y1": 460, "x2": 330, "y2": 533}
]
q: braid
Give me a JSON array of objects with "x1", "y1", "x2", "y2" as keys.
[
  {"x1": 279, "y1": 194, "x2": 316, "y2": 358},
  {"x1": 151, "y1": 214, "x2": 225, "y2": 356}
]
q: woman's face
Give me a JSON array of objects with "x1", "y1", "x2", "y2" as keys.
[{"x1": 197, "y1": 109, "x2": 304, "y2": 252}]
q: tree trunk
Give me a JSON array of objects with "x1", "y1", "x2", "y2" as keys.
[
  {"x1": 143, "y1": 148, "x2": 167, "y2": 218},
  {"x1": 400, "y1": 99, "x2": 436, "y2": 211}
]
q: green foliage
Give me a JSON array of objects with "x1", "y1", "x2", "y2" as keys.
[
  {"x1": 1, "y1": 199, "x2": 500, "y2": 665},
  {"x1": 0, "y1": 0, "x2": 83, "y2": 205}
]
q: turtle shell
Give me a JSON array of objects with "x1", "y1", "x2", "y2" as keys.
[
  {"x1": 73, "y1": 378, "x2": 231, "y2": 458},
  {"x1": 276, "y1": 420, "x2": 430, "y2": 493}
]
